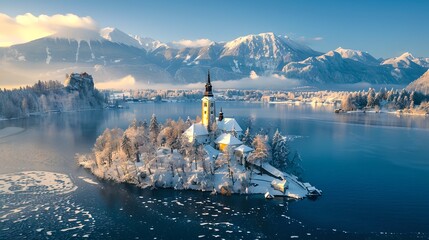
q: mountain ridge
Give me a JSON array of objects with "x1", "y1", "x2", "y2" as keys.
[{"x1": 1, "y1": 27, "x2": 428, "y2": 87}]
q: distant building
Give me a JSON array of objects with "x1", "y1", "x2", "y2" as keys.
[{"x1": 261, "y1": 95, "x2": 275, "y2": 103}]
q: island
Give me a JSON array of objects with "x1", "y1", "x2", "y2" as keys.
[{"x1": 77, "y1": 71, "x2": 321, "y2": 199}]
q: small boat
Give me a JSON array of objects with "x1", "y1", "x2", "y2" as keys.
[{"x1": 264, "y1": 192, "x2": 274, "y2": 199}]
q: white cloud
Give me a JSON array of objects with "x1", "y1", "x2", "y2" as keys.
[
  {"x1": 0, "y1": 13, "x2": 97, "y2": 47},
  {"x1": 95, "y1": 75, "x2": 136, "y2": 89},
  {"x1": 295, "y1": 36, "x2": 324, "y2": 45},
  {"x1": 212, "y1": 75, "x2": 300, "y2": 90},
  {"x1": 170, "y1": 38, "x2": 213, "y2": 48},
  {"x1": 183, "y1": 74, "x2": 301, "y2": 90},
  {"x1": 91, "y1": 73, "x2": 300, "y2": 91}
]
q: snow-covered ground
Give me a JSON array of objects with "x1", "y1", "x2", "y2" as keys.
[{"x1": 78, "y1": 147, "x2": 316, "y2": 199}]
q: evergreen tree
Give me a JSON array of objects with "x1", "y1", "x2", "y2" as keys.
[
  {"x1": 271, "y1": 129, "x2": 281, "y2": 152},
  {"x1": 142, "y1": 120, "x2": 148, "y2": 130},
  {"x1": 241, "y1": 127, "x2": 253, "y2": 146},
  {"x1": 273, "y1": 138, "x2": 290, "y2": 171},
  {"x1": 121, "y1": 134, "x2": 133, "y2": 160},
  {"x1": 149, "y1": 114, "x2": 160, "y2": 145}
]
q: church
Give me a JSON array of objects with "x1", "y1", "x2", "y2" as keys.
[{"x1": 183, "y1": 71, "x2": 253, "y2": 163}]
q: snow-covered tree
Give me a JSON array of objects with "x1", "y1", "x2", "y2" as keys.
[
  {"x1": 248, "y1": 135, "x2": 269, "y2": 170},
  {"x1": 121, "y1": 134, "x2": 133, "y2": 160},
  {"x1": 272, "y1": 137, "x2": 290, "y2": 171},
  {"x1": 149, "y1": 114, "x2": 160, "y2": 145},
  {"x1": 341, "y1": 94, "x2": 355, "y2": 111},
  {"x1": 241, "y1": 127, "x2": 252, "y2": 146},
  {"x1": 367, "y1": 88, "x2": 376, "y2": 107},
  {"x1": 271, "y1": 129, "x2": 281, "y2": 152}
]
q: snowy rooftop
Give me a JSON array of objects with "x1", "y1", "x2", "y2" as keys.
[
  {"x1": 217, "y1": 118, "x2": 243, "y2": 132},
  {"x1": 262, "y1": 162, "x2": 285, "y2": 180},
  {"x1": 204, "y1": 145, "x2": 220, "y2": 159},
  {"x1": 234, "y1": 144, "x2": 253, "y2": 153},
  {"x1": 184, "y1": 123, "x2": 209, "y2": 137},
  {"x1": 215, "y1": 133, "x2": 242, "y2": 145}
]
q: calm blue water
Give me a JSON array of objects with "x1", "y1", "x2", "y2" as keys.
[{"x1": 0, "y1": 102, "x2": 428, "y2": 239}]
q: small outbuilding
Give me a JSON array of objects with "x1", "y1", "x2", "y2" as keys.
[
  {"x1": 234, "y1": 144, "x2": 254, "y2": 165},
  {"x1": 215, "y1": 133, "x2": 242, "y2": 152},
  {"x1": 271, "y1": 179, "x2": 288, "y2": 193}
]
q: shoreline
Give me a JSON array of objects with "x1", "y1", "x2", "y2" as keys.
[
  {"x1": 0, "y1": 127, "x2": 26, "y2": 139},
  {"x1": 77, "y1": 151, "x2": 319, "y2": 200},
  {"x1": 0, "y1": 107, "x2": 104, "y2": 122}
]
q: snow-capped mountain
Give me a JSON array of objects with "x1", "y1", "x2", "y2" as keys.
[
  {"x1": 2, "y1": 34, "x2": 147, "y2": 64},
  {"x1": 1, "y1": 27, "x2": 428, "y2": 87},
  {"x1": 334, "y1": 47, "x2": 380, "y2": 65},
  {"x1": 100, "y1": 27, "x2": 142, "y2": 49},
  {"x1": 134, "y1": 36, "x2": 168, "y2": 51},
  {"x1": 282, "y1": 51, "x2": 394, "y2": 84},
  {"x1": 382, "y1": 52, "x2": 422, "y2": 68},
  {"x1": 218, "y1": 32, "x2": 320, "y2": 73},
  {"x1": 100, "y1": 27, "x2": 168, "y2": 52},
  {"x1": 380, "y1": 52, "x2": 427, "y2": 82},
  {"x1": 282, "y1": 50, "x2": 428, "y2": 84},
  {"x1": 406, "y1": 70, "x2": 429, "y2": 94},
  {"x1": 413, "y1": 57, "x2": 429, "y2": 68}
]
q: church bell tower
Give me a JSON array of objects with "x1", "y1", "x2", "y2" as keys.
[{"x1": 201, "y1": 70, "x2": 216, "y2": 131}]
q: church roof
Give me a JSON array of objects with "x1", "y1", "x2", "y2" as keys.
[
  {"x1": 234, "y1": 144, "x2": 254, "y2": 153},
  {"x1": 217, "y1": 118, "x2": 243, "y2": 132},
  {"x1": 204, "y1": 145, "x2": 220, "y2": 158},
  {"x1": 215, "y1": 133, "x2": 242, "y2": 145},
  {"x1": 184, "y1": 123, "x2": 209, "y2": 137}
]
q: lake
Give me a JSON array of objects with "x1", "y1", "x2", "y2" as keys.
[{"x1": 1, "y1": 101, "x2": 428, "y2": 239}]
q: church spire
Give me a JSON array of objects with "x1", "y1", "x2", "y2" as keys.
[{"x1": 204, "y1": 70, "x2": 213, "y2": 97}]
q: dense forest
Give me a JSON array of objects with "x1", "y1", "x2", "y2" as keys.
[
  {"x1": 0, "y1": 74, "x2": 105, "y2": 119},
  {"x1": 340, "y1": 88, "x2": 429, "y2": 113}
]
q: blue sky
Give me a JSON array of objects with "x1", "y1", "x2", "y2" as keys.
[{"x1": 1, "y1": 0, "x2": 428, "y2": 58}]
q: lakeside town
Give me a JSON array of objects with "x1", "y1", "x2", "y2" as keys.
[{"x1": 104, "y1": 85, "x2": 429, "y2": 115}]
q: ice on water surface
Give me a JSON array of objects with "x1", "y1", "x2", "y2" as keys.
[
  {"x1": 0, "y1": 171, "x2": 77, "y2": 195},
  {"x1": 0, "y1": 171, "x2": 95, "y2": 238}
]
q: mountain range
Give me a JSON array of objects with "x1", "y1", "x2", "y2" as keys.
[{"x1": 1, "y1": 27, "x2": 428, "y2": 87}]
